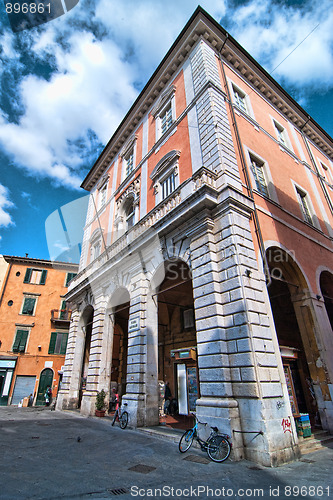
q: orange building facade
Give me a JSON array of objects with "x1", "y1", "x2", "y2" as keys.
[
  {"x1": 0, "y1": 256, "x2": 78, "y2": 406},
  {"x1": 58, "y1": 8, "x2": 333, "y2": 466}
]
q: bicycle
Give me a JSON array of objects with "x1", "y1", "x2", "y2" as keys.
[
  {"x1": 179, "y1": 413, "x2": 231, "y2": 462},
  {"x1": 111, "y1": 402, "x2": 128, "y2": 429}
]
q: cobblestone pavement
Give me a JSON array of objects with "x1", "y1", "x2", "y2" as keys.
[{"x1": 1, "y1": 406, "x2": 332, "y2": 500}]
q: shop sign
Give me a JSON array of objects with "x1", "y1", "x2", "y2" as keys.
[
  {"x1": 0, "y1": 360, "x2": 16, "y2": 368},
  {"x1": 128, "y1": 317, "x2": 140, "y2": 332}
]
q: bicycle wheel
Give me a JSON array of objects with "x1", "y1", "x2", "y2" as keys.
[
  {"x1": 207, "y1": 435, "x2": 231, "y2": 462},
  {"x1": 119, "y1": 411, "x2": 128, "y2": 429},
  {"x1": 179, "y1": 429, "x2": 194, "y2": 453}
]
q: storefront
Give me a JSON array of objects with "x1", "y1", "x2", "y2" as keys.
[{"x1": 0, "y1": 358, "x2": 16, "y2": 406}]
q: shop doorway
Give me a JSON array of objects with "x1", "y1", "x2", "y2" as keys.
[
  {"x1": 320, "y1": 271, "x2": 333, "y2": 331},
  {"x1": 266, "y1": 248, "x2": 320, "y2": 427},
  {"x1": 157, "y1": 260, "x2": 198, "y2": 428},
  {"x1": 36, "y1": 369, "x2": 53, "y2": 406},
  {"x1": 78, "y1": 306, "x2": 94, "y2": 408},
  {"x1": 111, "y1": 301, "x2": 129, "y2": 399}
]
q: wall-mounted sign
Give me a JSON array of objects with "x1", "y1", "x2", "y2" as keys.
[
  {"x1": 128, "y1": 317, "x2": 140, "y2": 333},
  {"x1": 0, "y1": 360, "x2": 16, "y2": 369}
]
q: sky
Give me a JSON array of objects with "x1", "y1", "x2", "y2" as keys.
[{"x1": 0, "y1": 0, "x2": 332, "y2": 262}]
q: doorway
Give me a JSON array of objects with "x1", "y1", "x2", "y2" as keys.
[{"x1": 36, "y1": 369, "x2": 53, "y2": 406}]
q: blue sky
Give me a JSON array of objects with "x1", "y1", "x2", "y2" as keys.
[{"x1": 0, "y1": 0, "x2": 332, "y2": 262}]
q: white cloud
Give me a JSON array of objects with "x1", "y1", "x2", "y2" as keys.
[
  {"x1": 226, "y1": 0, "x2": 333, "y2": 89},
  {"x1": 0, "y1": 0, "x2": 332, "y2": 193},
  {"x1": 0, "y1": 184, "x2": 14, "y2": 227}
]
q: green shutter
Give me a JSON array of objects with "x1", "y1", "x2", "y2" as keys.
[
  {"x1": 22, "y1": 297, "x2": 36, "y2": 315},
  {"x1": 60, "y1": 333, "x2": 68, "y2": 355},
  {"x1": 40, "y1": 270, "x2": 47, "y2": 285},
  {"x1": 19, "y1": 331, "x2": 28, "y2": 352},
  {"x1": 23, "y1": 268, "x2": 32, "y2": 283},
  {"x1": 13, "y1": 330, "x2": 28, "y2": 352},
  {"x1": 48, "y1": 332, "x2": 57, "y2": 354},
  {"x1": 66, "y1": 273, "x2": 77, "y2": 286}
]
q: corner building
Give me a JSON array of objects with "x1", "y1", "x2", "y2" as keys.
[{"x1": 57, "y1": 8, "x2": 333, "y2": 466}]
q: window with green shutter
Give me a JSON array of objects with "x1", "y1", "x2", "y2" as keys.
[
  {"x1": 12, "y1": 330, "x2": 29, "y2": 353},
  {"x1": 23, "y1": 268, "x2": 48, "y2": 285},
  {"x1": 65, "y1": 273, "x2": 77, "y2": 287},
  {"x1": 22, "y1": 297, "x2": 36, "y2": 315},
  {"x1": 49, "y1": 332, "x2": 68, "y2": 355}
]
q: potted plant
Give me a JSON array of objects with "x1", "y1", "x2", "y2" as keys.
[{"x1": 95, "y1": 389, "x2": 107, "y2": 417}]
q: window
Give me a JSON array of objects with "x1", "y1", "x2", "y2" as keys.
[
  {"x1": 65, "y1": 273, "x2": 77, "y2": 287},
  {"x1": 161, "y1": 172, "x2": 175, "y2": 200},
  {"x1": 232, "y1": 86, "x2": 247, "y2": 113},
  {"x1": 92, "y1": 241, "x2": 101, "y2": 260},
  {"x1": 273, "y1": 120, "x2": 291, "y2": 148},
  {"x1": 24, "y1": 268, "x2": 47, "y2": 285},
  {"x1": 160, "y1": 105, "x2": 173, "y2": 135},
  {"x1": 152, "y1": 85, "x2": 176, "y2": 141},
  {"x1": 12, "y1": 329, "x2": 29, "y2": 353},
  {"x1": 48, "y1": 332, "x2": 68, "y2": 355},
  {"x1": 150, "y1": 150, "x2": 180, "y2": 205},
  {"x1": 59, "y1": 300, "x2": 67, "y2": 320},
  {"x1": 125, "y1": 199, "x2": 135, "y2": 230},
  {"x1": 99, "y1": 184, "x2": 107, "y2": 209},
  {"x1": 125, "y1": 149, "x2": 134, "y2": 177},
  {"x1": 21, "y1": 296, "x2": 37, "y2": 316},
  {"x1": 250, "y1": 156, "x2": 269, "y2": 197},
  {"x1": 296, "y1": 188, "x2": 312, "y2": 224}
]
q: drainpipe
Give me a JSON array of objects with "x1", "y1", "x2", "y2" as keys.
[{"x1": 217, "y1": 42, "x2": 271, "y2": 286}]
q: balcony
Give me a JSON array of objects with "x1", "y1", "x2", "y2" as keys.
[{"x1": 51, "y1": 309, "x2": 72, "y2": 327}]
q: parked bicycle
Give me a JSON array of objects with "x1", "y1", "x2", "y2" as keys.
[
  {"x1": 111, "y1": 402, "x2": 128, "y2": 429},
  {"x1": 179, "y1": 413, "x2": 231, "y2": 462}
]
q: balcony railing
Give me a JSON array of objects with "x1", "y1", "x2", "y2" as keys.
[{"x1": 51, "y1": 309, "x2": 72, "y2": 322}]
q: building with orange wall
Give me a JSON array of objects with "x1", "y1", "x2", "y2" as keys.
[
  {"x1": 57, "y1": 8, "x2": 333, "y2": 466},
  {"x1": 0, "y1": 255, "x2": 78, "y2": 406}
]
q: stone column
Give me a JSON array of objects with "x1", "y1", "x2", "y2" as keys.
[
  {"x1": 57, "y1": 306, "x2": 83, "y2": 410},
  {"x1": 122, "y1": 278, "x2": 159, "y2": 427},
  {"x1": 189, "y1": 189, "x2": 300, "y2": 466},
  {"x1": 80, "y1": 298, "x2": 107, "y2": 416}
]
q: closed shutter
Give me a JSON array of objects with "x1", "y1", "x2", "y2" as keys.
[
  {"x1": 22, "y1": 297, "x2": 36, "y2": 315},
  {"x1": 40, "y1": 270, "x2": 47, "y2": 285},
  {"x1": 11, "y1": 376, "x2": 36, "y2": 405},
  {"x1": 13, "y1": 330, "x2": 28, "y2": 353},
  {"x1": 48, "y1": 332, "x2": 57, "y2": 354},
  {"x1": 23, "y1": 268, "x2": 32, "y2": 283},
  {"x1": 66, "y1": 273, "x2": 76, "y2": 286},
  {"x1": 60, "y1": 333, "x2": 68, "y2": 355}
]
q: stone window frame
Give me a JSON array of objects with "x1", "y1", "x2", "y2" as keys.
[
  {"x1": 244, "y1": 147, "x2": 278, "y2": 203},
  {"x1": 120, "y1": 135, "x2": 138, "y2": 182},
  {"x1": 89, "y1": 228, "x2": 103, "y2": 262},
  {"x1": 228, "y1": 78, "x2": 255, "y2": 120},
  {"x1": 114, "y1": 178, "x2": 141, "y2": 235},
  {"x1": 150, "y1": 150, "x2": 180, "y2": 205},
  {"x1": 152, "y1": 85, "x2": 177, "y2": 141},
  {"x1": 317, "y1": 158, "x2": 333, "y2": 185},
  {"x1": 271, "y1": 117, "x2": 293, "y2": 152},
  {"x1": 292, "y1": 181, "x2": 320, "y2": 229}
]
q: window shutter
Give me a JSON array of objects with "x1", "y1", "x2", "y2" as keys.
[
  {"x1": 48, "y1": 332, "x2": 57, "y2": 354},
  {"x1": 22, "y1": 297, "x2": 36, "y2": 315},
  {"x1": 40, "y1": 270, "x2": 47, "y2": 285},
  {"x1": 19, "y1": 331, "x2": 28, "y2": 352},
  {"x1": 60, "y1": 333, "x2": 68, "y2": 355},
  {"x1": 24, "y1": 268, "x2": 32, "y2": 283},
  {"x1": 66, "y1": 273, "x2": 76, "y2": 286},
  {"x1": 12, "y1": 331, "x2": 22, "y2": 352}
]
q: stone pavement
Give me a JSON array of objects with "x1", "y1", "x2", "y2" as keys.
[{"x1": 0, "y1": 406, "x2": 332, "y2": 500}]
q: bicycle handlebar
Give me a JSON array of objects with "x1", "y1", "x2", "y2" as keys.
[{"x1": 191, "y1": 412, "x2": 207, "y2": 426}]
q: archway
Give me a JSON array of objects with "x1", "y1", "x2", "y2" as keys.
[
  {"x1": 320, "y1": 271, "x2": 333, "y2": 331},
  {"x1": 78, "y1": 305, "x2": 94, "y2": 408},
  {"x1": 157, "y1": 259, "x2": 197, "y2": 428},
  {"x1": 36, "y1": 368, "x2": 54, "y2": 406},
  {"x1": 266, "y1": 247, "x2": 320, "y2": 427}
]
